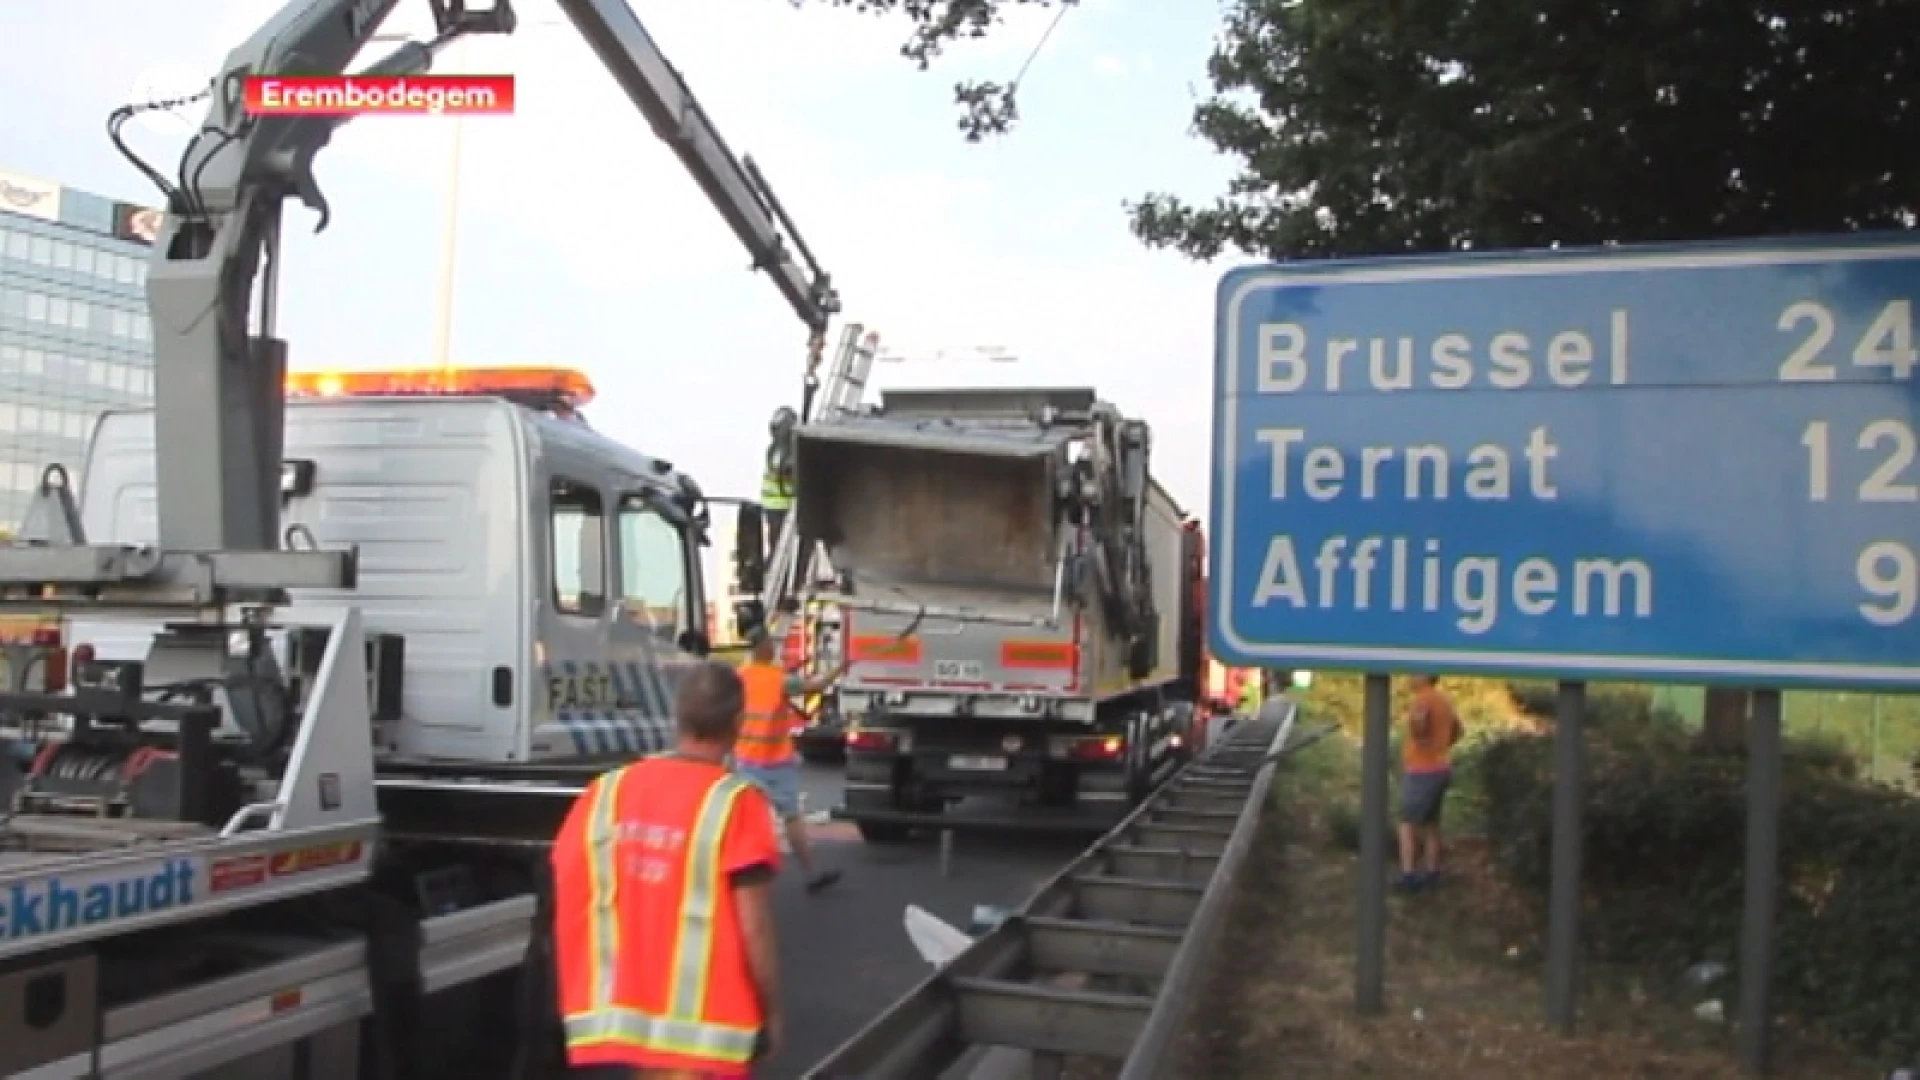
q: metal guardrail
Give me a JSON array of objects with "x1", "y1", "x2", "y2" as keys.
[{"x1": 802, "y1": 699, "x2": 1299, "y2": 1079}]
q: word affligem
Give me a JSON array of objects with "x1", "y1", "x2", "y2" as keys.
[{"x1": 242, "y1": 75, "x2": 516, "y2": 116}]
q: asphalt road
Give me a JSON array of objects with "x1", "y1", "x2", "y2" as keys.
[{"x1": 761, "y1": 763, "x2": 1090, "y2": 1078}]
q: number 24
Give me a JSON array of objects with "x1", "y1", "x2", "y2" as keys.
[{"x1": 1779, "y1": 299, "x2": 1918, "y2": 381}]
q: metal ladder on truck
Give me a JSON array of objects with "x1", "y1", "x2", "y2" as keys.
[{"x1": 761, "y1": 324, "x2": 879, "y2": 637}]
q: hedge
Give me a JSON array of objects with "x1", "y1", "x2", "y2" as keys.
[{"x1": 1476, "y1": 691, "x2": 1920, "y2": 1056}]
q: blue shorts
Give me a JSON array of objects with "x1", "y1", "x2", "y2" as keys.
[
  {"x1": 1401, "y1": 768, "x2": 1452, "y2": 825},
  {"x1": 735, "y1": 760, "x2": 802, "y2": 819}
]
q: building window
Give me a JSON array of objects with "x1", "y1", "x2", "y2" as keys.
[
  {"x1": 617, "y1": 493, "x2": 691, "y2": 644},
  {"x1": 29, "y1": 236, "x2": 51, "y2": 266},
  {"x1": 3, "y1": 231, "x2": 24, "y2": 260},
  {"x1": 550, "y1": 479, "x2": 605, "y2": 618},
  {"x1": 0, "y1": 404, "x2": 16, "y2": 432},
  {"x1": 110, "y1": 310, "x2": 129, "y2": 338},
  {"x1": 47, "y1": 297, "x2": 69, "y2": 327},
  {"x1": 25, "y1": 293, "x2": 46, "y2": 322},
  {"x1": 51, "y1": 241, "x2": 72, "y2": 271},
  {"x1": 73, "y1": 246, "x2": 93, "y2": 276},
  {"x1": 117, "y1": 257, "x2": 136, "y2": 285}
]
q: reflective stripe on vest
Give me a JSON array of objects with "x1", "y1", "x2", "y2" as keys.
[{"x1": 565, "y1": 768, "x2": 759, "y2": 1062}]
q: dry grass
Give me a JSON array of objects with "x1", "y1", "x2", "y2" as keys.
[{"x1": 1157, "y1": 735, "x2": 1875, "y2": 1080}]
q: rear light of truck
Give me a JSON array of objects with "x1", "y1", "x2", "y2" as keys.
[
  {"x1": 1069, "y1": 735, "x2": 1125, "y2": 762},
  {"x1": 36, "y1": 628, "x2": 70, "y2": 693},
  {"x1": 999, "y1": 640, "x2": 1076, "y2": 669},
  {"x1": 846, "y1": 729, "x2": 897, "y2": 753}
]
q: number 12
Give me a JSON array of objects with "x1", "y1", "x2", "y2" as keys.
[{"x1": 1801, "y1": 420, "x2": 1919, "y2": 502}]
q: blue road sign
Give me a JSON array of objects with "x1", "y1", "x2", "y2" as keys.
[{"x1": 1210, "y1": 235, "x2": 1920, "y2": 688}]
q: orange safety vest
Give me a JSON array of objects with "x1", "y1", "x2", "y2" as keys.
[
  {"x1": 733, "y1": 663, "x2": 796, "y2": 767},
  {"x1": 551, "y1": 757, "x2": 773, "y2": 1073}
]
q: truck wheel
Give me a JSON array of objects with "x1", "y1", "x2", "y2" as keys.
[{"x1": 857, "y1": 821, "x2": 913, "y2": 844}]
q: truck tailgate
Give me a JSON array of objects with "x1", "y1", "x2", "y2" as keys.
[{"x1": 842, "y1": 588, "x2": 1079, "y2": 695}]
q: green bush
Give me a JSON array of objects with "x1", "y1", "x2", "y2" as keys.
[
  {"x1": 1325, "y1": 798, "x2": 1362, "y2": 851},
  {"x1": 1506, "y1": 679, "x2": 1666, "y2": 729},
  {"x1": 1479, "y1": 725, "x2": 1920, "y2": 1055}
]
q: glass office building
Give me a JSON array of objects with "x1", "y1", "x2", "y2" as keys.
[{"x1": 0, "y1": 165, "x2": 159, "y2": 531}]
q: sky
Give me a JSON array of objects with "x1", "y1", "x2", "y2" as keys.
[{"x1": 0, "y1": 0, "x2": 1237, "y2": 514}]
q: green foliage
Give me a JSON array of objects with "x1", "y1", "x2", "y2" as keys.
[
  {"x1": 1478, "y1": 724, "x2": 1920, "y2": 1054},
  {"x1": 809, "y1": 0, "x2": 1074, "y2": 140},
  {"x1": 1130, "y1": 0, "x2": 1920, "y2": 260},
  {"x1": 1325, "y1": 797, "x2": 1361, "y2": 851},
  {"x1": 1506, "y1": 680, "x2": 1673, "y2": 730},
  {"x1": 1299, "y1": 672, "x2": 1523, "y2": 739}
]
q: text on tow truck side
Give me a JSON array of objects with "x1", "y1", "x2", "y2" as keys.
[{"x1": 0, "y1": 0, "x2": 849, "y2": 1075}]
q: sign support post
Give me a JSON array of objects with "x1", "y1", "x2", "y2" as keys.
[
  {"x1": 1354, "y1": 672, "x2": 1391, "y2": 1015},
  {"x1": 1739, "y1": 689, "x2": 1784, "y2": 1076},
  {"x1": 1545, "y1": 681, "x2": 1588, "y2": 1033}
]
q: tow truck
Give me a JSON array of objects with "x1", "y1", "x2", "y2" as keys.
[{"x1": 0, "y1": 1, "x2": 846, "y2": 1075}]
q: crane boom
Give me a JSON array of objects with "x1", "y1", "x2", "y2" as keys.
[
  {"x1": 553, "y1": 0, "x2": 839, "y2": 334},
  {"x1": 126, "y1": 0, "x2": 838, "y2": 565}
]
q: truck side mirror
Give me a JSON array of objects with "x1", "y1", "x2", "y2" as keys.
[
  {"x1": 733, "y1": 503, "x2": 766, "y2": 595},
  {"x1": 677, "y1": 629, "x2": 712, "y2": 657}
]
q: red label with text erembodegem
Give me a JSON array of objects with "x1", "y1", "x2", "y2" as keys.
[{"x1": 242, "y1": 75, "x2": 515, "y2": 116}]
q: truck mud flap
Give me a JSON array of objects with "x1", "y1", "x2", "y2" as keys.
[
  {"x1": 510, "y1": 863, "x2": 567, "y2": 1080},
  {"x1": 355, "y1": 892, "x2": 425, "y2": 1080}
]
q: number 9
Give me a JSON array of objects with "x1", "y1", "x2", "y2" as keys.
[{"x1": 1856, "y1": 541, "x2": 1917, "y2": 626}]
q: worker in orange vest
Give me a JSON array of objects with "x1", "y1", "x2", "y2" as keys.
[
  {"x1": 738, "y1": 626, "x2": 847, "y2": 892},
  {"x1": 551, "y1": 661, "x2": 784, "y2": 1077}
]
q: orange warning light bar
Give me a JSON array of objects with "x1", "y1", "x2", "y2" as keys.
[
  {"x1": 1000, "y1": 640, "x2": 1078, "y2": 669},
  {"x1": 850, "y1": 635, "x2": 922, "y2": 665},
  {"x1": 286, "y1": 366, "x2": 595, "y2": 407}
]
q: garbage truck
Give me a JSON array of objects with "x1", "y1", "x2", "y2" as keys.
[{"x1": 787, "y1": 387, "x2": 1206, "y2": 842}]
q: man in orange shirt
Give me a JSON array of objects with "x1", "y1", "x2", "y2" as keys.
[
  {"x1": 1397, "y1": 674, "x2": 1463, "y2": 891},
  {"x1": 735, "y1": 628, "x2": 846, "y2": 892},
  {"x1": 551, "y1": 661, "x2": 784, "y2": 1078}
]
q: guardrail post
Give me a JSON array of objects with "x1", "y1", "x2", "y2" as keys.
[
  {"x1": 1545, "y1": 680, "x2": 1587, "y2": 1033},
  {"x1": 1738, "y1": 689, "x2": 1783, "y2": 1076},
  {"x1": 1355, "y1": 672, "x2": 1391, "y2": 1015}
]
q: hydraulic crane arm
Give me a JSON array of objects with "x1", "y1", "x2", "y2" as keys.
[
  {"x1": 125, "y1": 0, "x2": 839, "y2": 565},
  {"x1": 553, "y1": 0, "x2": 840, "y2": 335}
]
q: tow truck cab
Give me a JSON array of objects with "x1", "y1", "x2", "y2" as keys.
[{"x1": 66, "y1": 366, "x2": 720, "y2": 781}]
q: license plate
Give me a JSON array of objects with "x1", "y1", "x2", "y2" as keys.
[
  {"x1": 933, "y1": 659, "x2": 984, "y2": 681},
  {"x1": 949, "y1": 754, "x2": 1007, "y2": 771}
]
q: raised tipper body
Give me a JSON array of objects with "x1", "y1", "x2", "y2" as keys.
[{"x1": 793, "y1": 388, "x2": 1206, "y2": 841}]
